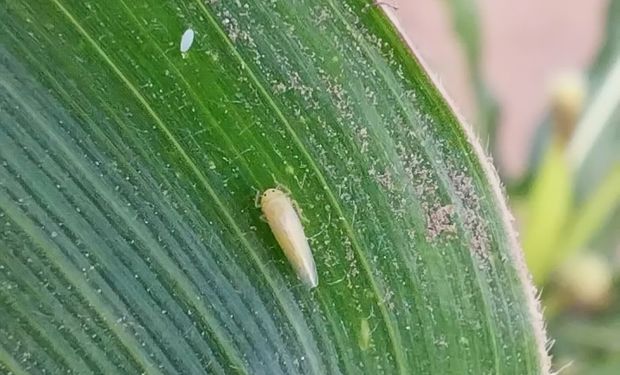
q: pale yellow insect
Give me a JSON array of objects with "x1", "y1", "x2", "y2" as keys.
[
  {"x1": 260, "y1": 188, "x2": 318, "y2": 288},
  {"x1": 359, "y1": 318, "x2": 371, "y2": 351}
]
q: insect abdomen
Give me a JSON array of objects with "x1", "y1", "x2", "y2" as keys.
[{"x1": 261, "y1": 189, "x2": 318, "y2": 288}]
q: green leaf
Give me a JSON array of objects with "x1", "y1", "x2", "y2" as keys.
[
  {"x1": 443, "y1": 0, "x2": 500, "y2": 146},
  {"x1": 520, "y1": 1, "x2": 620, "y2": 283},
  {"x1": 526, "y1": 0, "x2": 620, "y2": 202},
  {"x1": 443, "y1": 0, "x2": 481, "y2": 69},
  {"x1": 561, "y1": 166, "x2": 620, "y2": 254},
  {"x1": 522, "y1": 140, "x2": 573, "y2": 284},
  {"x1": 1, "y1": 1, "x2": 549, "y2": 373},
  {"x1": 566, "y1": 0, "x2": 620, "y2": 200},
  {"x1": 551, "y1": 306, "x2": 620, "y2": 375}
]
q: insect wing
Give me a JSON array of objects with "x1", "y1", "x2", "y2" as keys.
[{"x1": 275, "y1": 208, "x2": 318, "y2": 288}]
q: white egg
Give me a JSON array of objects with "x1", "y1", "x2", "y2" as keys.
[{"x1": 180, "y1": 28, "x2": 195, "y2": 54}]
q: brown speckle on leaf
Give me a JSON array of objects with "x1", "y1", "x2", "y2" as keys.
[
  {"x1": 426, "y1": 204, "x2": 456, "y2": 241},
  {"x1": 449, "y1": 169, "x2": 490, "y2": 257}
]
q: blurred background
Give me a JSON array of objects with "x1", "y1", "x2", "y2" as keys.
[{"x1": 392, "y1": 0, "x2": 620, "y2": 373}]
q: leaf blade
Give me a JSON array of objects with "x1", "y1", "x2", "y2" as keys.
[{"x1": 0, "y1": 0, "x2": 548, "y2": 373}]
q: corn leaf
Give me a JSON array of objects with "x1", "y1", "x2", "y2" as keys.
[{"x1": 0, "y1": 1, "x2": 548, "y2": 373}]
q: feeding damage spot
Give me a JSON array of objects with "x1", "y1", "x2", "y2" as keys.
[
  {"x1": 449, "y1": 169, "x2": 490, "y2": 258},
  {"x1": 180, "y1": 28, "x2": 195, "y2": 56},
  {"x1": 425, "y1": 204, "x2": 456, "y2": 241}
]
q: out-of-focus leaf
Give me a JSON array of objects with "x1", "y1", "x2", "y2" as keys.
[
  {"x1": 444, "y1": 0, "x2": 480, "y2": 66},
  {"x1": 562, "y1": 166, "x2": 620, "y2": 253},
  {"x1": 521, "y1": 1, "x2": 620, "y2": 284},
  {"x1": 567, "y1": 0, "x2": 620, "y2": 197},
  {"x1": 551, "y1": 304, "x2": 620, "y2": 375},
  {"x1": 526, "y1": 0, "x2": 620, "y2": 202},
  {"x1": 0, "y1": 0, "x2": 549, "y2": 373},
  {"x1": 522, "y1": 140, "x2": 573, "y2": 284},
  {"x1": 443, "y1": 0, "x2": 500, "y2": 145}
]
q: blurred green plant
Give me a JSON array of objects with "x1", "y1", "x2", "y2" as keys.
[
  {"x1": 521, "y1": 0, "x2": 620, "y2": 287},
  {"x1": 510, "y1": 1, "x2": 620, "y2": 373},
  {"x1": 444, "y1": 0, "x2": 620, "y2": 373},
  {"x1": 443, "y1": 0, "x2": 500, "y2": 149}
]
